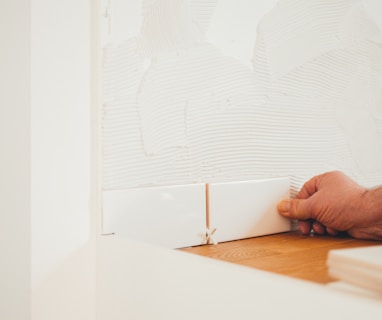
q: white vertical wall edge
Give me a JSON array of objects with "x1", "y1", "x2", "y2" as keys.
[
  {"x1": 102, "y1": 184, "x2": 206, "y2": 248},
  {"x1": 209, "y1": 177, "x2": 291, "y2": 243}
]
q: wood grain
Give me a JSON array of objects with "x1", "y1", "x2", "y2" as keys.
[{"x1": 179, "y1": 231, "x2": 380, "y2": 284}]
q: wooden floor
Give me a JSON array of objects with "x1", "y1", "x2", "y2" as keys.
[{"x1": 180, "y1": 231, "x2": 381, "y2": 284}]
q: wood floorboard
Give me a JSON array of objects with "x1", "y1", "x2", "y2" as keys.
[{"x1": 179, "y1": 231, "x2": 380, "y2": 284}]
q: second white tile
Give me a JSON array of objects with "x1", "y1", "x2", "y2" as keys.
[{"x1": 208, "y1": 177, "x2": 291, "y2": 243}]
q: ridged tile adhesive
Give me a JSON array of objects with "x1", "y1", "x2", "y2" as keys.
[{"x1": 102, "y1": 0, "x2": 382, "y2": 194}]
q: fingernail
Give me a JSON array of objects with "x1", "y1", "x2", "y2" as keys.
[{"x1": 278, "y1": 200, "x2": 291, "y2": 212}]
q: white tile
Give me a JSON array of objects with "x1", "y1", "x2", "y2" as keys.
[
  {"x1": 102, "y1": 184, "x2": 206, "y2": 248},
  {"x1": 327, "y1": 281, "x2": 382, "y2": 301},
  {"x1": 328, "y1": 246, "x2": 382, "y2": 272},
  {"x1": 328, "y1": 246, "x2": 382, "y2": 295},
  {"x1": 208, "y1": 177, "x2": 291, "y2": 243}
]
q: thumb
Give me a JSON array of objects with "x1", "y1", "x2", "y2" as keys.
[{"x1": 277, "y1": 198, "x2": 313, "y2": 220}]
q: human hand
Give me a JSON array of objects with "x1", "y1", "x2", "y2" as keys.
[{"x1": 277, "y1": 171, "x2": 382, "y2": 240}]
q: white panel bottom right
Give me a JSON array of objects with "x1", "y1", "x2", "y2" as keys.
[{"x1": 208, "y1": 177, "x2": 291, "y2": 243}]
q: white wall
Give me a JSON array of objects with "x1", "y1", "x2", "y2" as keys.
[
  {"x1": 0, "y1": 1, "x2": 31, "y2": 319},
  {"x1": 101, "y1": 0, "x2": 382, "y2": 194},
  {"x1": 30, "y1": 1, "x2": 96, "y2": 319},
  {"x1": 0, "y1": 1, "x2": 96, "y2": 319}
]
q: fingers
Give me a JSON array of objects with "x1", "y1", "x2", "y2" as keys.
[
  {"x1": 312, "y1": 221, "x2": 326, "y2": 234},
  {"x1": 278, "y1": 197, "x2": 335, "y2": 236},
  {"x1": 326, "y1": 227, "x2": 339, "y2": 236},
  {"x1": 298, "y1": 220, "x2": 313, "y2": 235},
  {"x1": 299, "y1": 220, "x2": 326, "y2": 235},
  {"x1": 298, "y1": 220, "x2": 339, "y2": 236},
  {"x1": 277, "y1": 198, "x2": 313, "y2": 220},
  {"x1": 296, "y1": 175, "x2": 321, "y2": 199}
]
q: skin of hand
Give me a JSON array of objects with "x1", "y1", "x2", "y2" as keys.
[{"x1": 277, "y1": 171, "x2": 382, "y2": 240}]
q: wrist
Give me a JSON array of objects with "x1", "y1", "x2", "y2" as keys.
[{"x1": 359, "y1": 186, "x2": 382, "y2": 225}]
